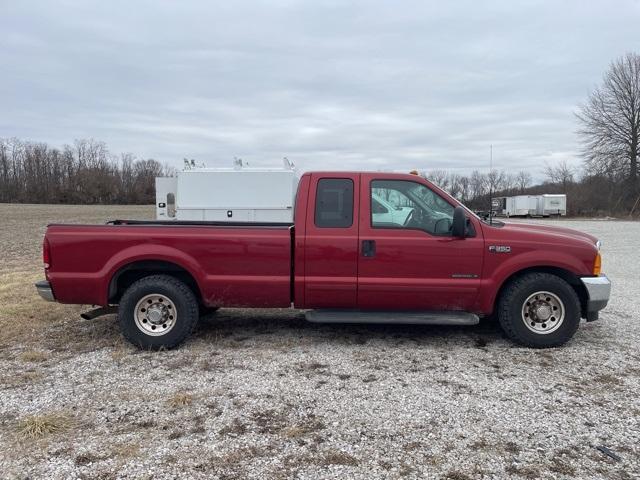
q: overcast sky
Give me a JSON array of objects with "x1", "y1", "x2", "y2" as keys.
[{"x1": 2, "y1": 1, "x2": 639, "y2": 178}]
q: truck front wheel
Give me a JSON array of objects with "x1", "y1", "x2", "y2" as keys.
[
  {"x1": 497, "y1": 273, "x2": 581, "y2": 348},
  {"x1": 118, "y1": 275, "x2": 199, "y2": 350}
]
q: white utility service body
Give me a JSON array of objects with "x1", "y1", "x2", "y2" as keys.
[
  {"x1": 155, "y1": 177, "x2": 178, "y2": 220},
  {"x1": 155, "y1": 163, "x2": 300, "y2": 222}
]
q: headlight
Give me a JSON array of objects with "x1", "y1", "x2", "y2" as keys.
[{"x1": 596, "y1": 240, "x2": 602, "y2": 251}]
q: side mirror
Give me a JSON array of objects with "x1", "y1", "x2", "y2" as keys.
[{"x1": 452, "y1": 206, "x2": 467, "y2": 238}]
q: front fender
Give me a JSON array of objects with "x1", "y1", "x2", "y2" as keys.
[{"x1": 477, "y1": 249, "x2": 588, "y2": 314}]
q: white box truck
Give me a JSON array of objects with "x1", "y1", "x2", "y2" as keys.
[{"x1": 155, "y1": 161, "x2": 300, "y2": 222}]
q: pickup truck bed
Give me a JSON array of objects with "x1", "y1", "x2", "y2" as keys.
[{"x1": 45, "y1": 222, "x2": 293, "y2": 308}]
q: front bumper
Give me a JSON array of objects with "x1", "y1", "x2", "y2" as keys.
[
  {"x1": 35, "y1": 280, "x2": 56, "y2": 302},
  {"x1": 580, "y1": 274, "x2": 611, "y2": 321}
]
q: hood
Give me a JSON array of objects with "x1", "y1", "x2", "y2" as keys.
[{"x1": 501, "y1": 222, "x2": 598, "y2": 245}]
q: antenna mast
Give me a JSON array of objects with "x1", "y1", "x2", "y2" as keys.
[{"x1": 489, "y1": 144, "x2": 493, "y2": 225}]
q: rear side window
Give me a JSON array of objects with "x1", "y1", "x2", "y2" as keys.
[{"x1": 315, "y1": 178, "x2": 354, "y2": 228}]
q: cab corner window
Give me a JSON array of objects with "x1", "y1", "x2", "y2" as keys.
[
  {"x1": 371, "y1": 180, "x2": 455, "y2": 235},
  {"x1": 315, "y1": 178, "x2": 354, "y2": 228}
]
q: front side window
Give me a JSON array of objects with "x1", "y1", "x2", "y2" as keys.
[
  {"x1": 315, "y1": 178, "x2": 354, "y2": 228},
  {"x1": 371, "y1": 180, "x2": 455, "y2": 235}
]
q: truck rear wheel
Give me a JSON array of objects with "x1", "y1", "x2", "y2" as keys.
[
  {"x1": 118, "y1": 275, "x2": 198, "y2": 350},
  {"x1": 497, "y1": 272, "x2": 580, "y2": 348}
]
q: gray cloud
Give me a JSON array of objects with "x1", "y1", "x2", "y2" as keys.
[{"x1": 1, "y1": 0, "x2": 639, "y2": 179}]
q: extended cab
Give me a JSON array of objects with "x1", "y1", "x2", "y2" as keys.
[{"x1": 36, "y1": 172, "x2": 611, "y2": 349}]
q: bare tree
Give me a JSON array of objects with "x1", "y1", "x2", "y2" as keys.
[
  {"x1": 0, "y1": 137, "x2": 174, "y2": 205},
  {"x1": 577, "y1": 52, "x2": 640, "y2": 189},
  {"x1": 544, "y1": 160, "x2": 575, "y2": 192},
  {"x1": 458, "y1": 175, "x2": 470, "y2": 202},
  {"x1": 487, "y1": 169, "x2": 505, "y2": 193},
  {"x1": 426, "y1": 170, "x2": 449, "y2": 190},
  {"x1": 515, "y1": 170, "x2": 532, "y2": 193},
  {"x1": 447, "y1": 173, "x2": 462, "y2": 199},
  {"x1": 469, "y1": 170, "x2": 487, "y2": 199},
  {"x1": 502, "y1": 173, "x2": 517, "y2": 193}
]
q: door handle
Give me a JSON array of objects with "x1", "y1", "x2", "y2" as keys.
[{"x1": 362, "y1": 240, "x2": 376, "y2": 258}]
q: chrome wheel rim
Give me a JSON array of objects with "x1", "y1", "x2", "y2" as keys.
[
  {"x1": 134, "y1": 294, "x2": 177, "y2": 336},
  {"x1": 521, "y1": 291, "x2": 565, "y2": 335}
]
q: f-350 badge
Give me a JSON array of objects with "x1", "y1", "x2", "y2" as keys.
[{"x1": 489, "y1": 245, "x2": 511, "y2": 253}]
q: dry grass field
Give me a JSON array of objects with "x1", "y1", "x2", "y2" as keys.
[{"x1": 0, "y1": 204, "x2": 639, "y2": 479}]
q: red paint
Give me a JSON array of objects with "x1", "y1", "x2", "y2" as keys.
[
  {"x1": 44, "y1": 172, "x2": 600, "y2": 315},
  {"x1": 46, "y1": 224, "x2": 292, "y2": 308},
  {"x1": 303, "y1": 173, "x2": 360, "y2": 308}
]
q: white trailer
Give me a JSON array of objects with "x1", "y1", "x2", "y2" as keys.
[
  {"x1": 155, "y1": 160, "x2": 300, "y2": 222},
  {"x1": 493, "y1": 197, "x2": 507, "y2": 216},
  {"x1": 505, "y1": 195, "x2": 538, "y2": 217},
  {"x1": 536, "y1": 194, "x2": 567, "y2": 217}
]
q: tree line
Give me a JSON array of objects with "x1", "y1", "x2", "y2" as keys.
[
  {"x1": 0, "y1": 138, "x2": 175, "y2": 204},
  {"x1": 421, "y1": 168, "x2": 532, "y2": 205},
  {"x1": 421, "y1": 164, "x2": 637, "y2": 217},
  {"x1": 0, "y1": 135, "x2": 637, "y2": 216},
  {"x1": 0, "y1": 135, "x2": 540, "y2": 209}
]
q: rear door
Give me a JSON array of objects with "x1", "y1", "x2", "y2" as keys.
[
  {"x1": 357, "y1": 174, "x2": 484, "y2": 311},
  {"x1": 303, "y1": 173, "x2": 360, "y2": 308}
]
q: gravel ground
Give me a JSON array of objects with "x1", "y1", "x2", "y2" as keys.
[{"x1": 0, "y1": 205, "x2": 638, "y2": 479}]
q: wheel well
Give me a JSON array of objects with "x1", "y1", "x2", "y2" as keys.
[
  {"x1": 108, "y1": 260, "x2": 203, "y2": 305},
  {"x1": 494, "y1": 266, "x2": 589, "y2": 318}
]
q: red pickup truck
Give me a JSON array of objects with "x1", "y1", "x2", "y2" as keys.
[{"x1": 36, "y1": 172, "x2": 610, "y2": 349}]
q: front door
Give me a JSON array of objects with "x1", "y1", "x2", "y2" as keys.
[{"x1": 357, "y1": 174, "x2": 484, "y2": 311}]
